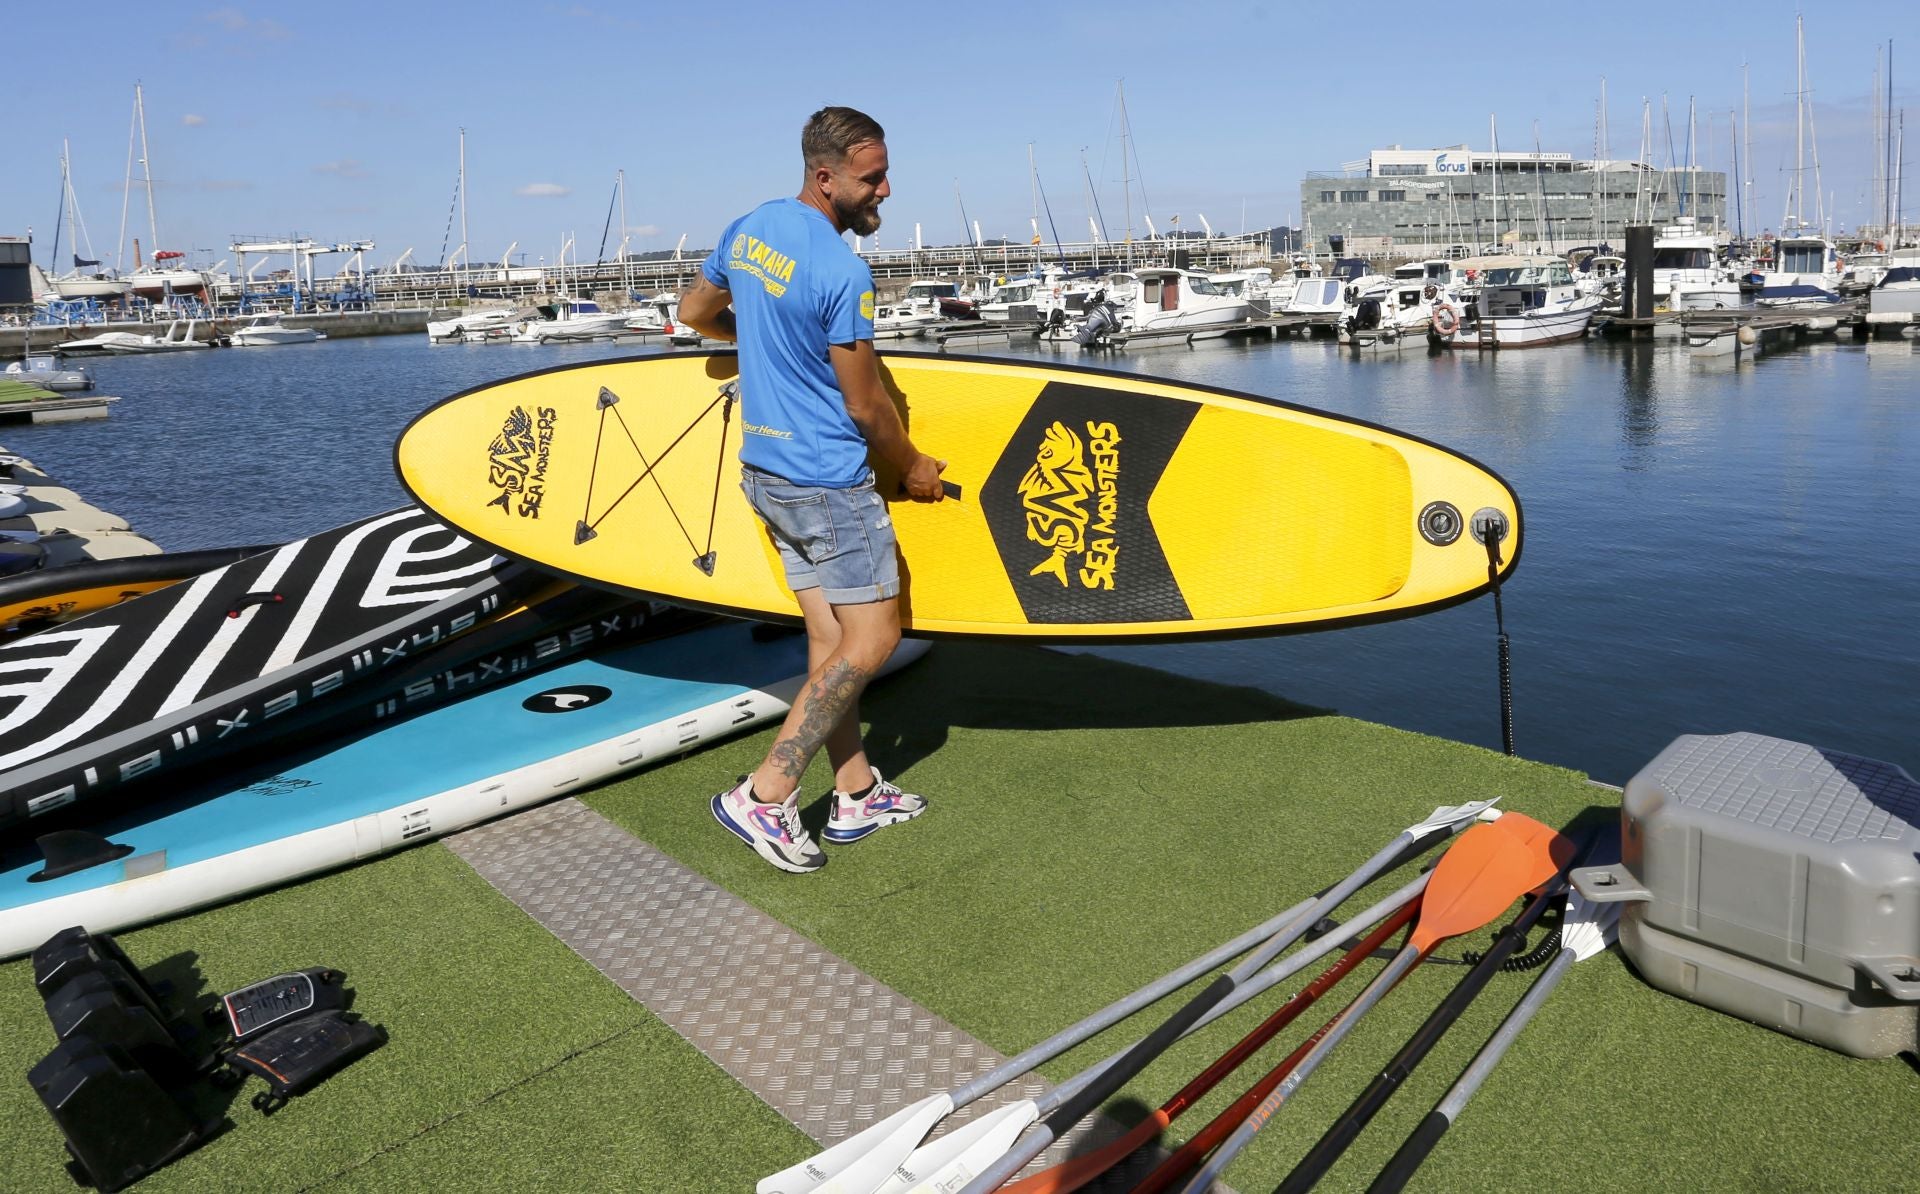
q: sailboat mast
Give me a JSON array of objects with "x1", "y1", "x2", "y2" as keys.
[
  {"x1": 1743, "y1": 62, "x2": 1753, "y2": 234},
  {"x1": 458, "y1": 128, "x2": 470, "y2": 287},
  {"x1": 1794, "y1": 13, "x2": 1805, "y2": 229},
  {"x1": 135, "y1": 83, "x2": 159, "y2": 255},
  {"x1": 1731, "y1": 109, "x2": 1744, "y2": 240},
  {"x1": 1886, "y1": 40, "x2": 1896, "y2": 241},
  {"x1": 117, "y1": 88, "x2": 138, "y2": 273},
  {"x1": 1028, "y1": 141, "x2": 1040, "y2": 269},
  {"x1": 1489, "y1": 114, "x2": 1501, "y2": 248},
  {"x1": 1599, "y1": 77, "x2": 1610, "y2": 245},
  {"x1": 1118, "y1": 81, "x2": 1134, "y2": 267}
]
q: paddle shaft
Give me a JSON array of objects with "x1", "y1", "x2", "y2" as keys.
[
  {"x1": 1275, "y1": 882, "x2": 1564, "y2": 1194},
  {"x1": 1369, "y1": 934, "x2": 1579, "y2": 1194},
  {"x1": 1132, "y1": 975, "x2": 1385, "y2": 1194},
  {"x1": 957, "y1": 824, "x2": 1459, "y2": 1194},
  {"x1": 999, "y1": 899, "x2": 1421, "y2": 1194}
]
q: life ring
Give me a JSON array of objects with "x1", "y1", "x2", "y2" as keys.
[{"x1": 1432, "y1": 305, "x2": 1459, "y2": 336}]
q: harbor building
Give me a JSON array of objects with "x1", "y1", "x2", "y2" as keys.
[{"x1": 1301, "y1": 145, "x2": 1729, "y2": 258}]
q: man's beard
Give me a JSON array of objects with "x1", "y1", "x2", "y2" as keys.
[{"x1": 837, "y1": 197, "x2": 883, "y2": 236}]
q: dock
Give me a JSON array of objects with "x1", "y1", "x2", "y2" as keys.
[{"x1": 0, "y1": 447, "x2": 162, "y2": 567}]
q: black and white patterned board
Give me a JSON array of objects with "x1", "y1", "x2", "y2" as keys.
[{"x1": 0, "y1": 506, "x2": 526, "y2": 831}]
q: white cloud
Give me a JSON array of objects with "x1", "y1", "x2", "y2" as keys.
[
  {"x1": 314, "y1": 159, "x2": 370, "y2": 179},
  {"x1": 182, "y1": 114, "x2": 206, "y2": 127},
  {"x1": 517, "y1": 182, "x2": 571, "y2": 198},
  {"x1": 629, "y1": 224, "x2": 662, "y2": 237}
]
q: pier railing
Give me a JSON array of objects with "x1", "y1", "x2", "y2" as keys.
[{"x1": 203, "y1": 234, "x2": 1273, "y2": 310}]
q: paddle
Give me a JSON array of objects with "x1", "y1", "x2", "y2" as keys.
[
  {"x1": 1368, "y1": 864, "x2": 1621, "y2": 1194},
  {"x1": 881, "y1": 875, "x2": 1430, "y2": 1194},
  {"x1": 1274, "y1": 827, "x2": 1594, "y2": 1193},
  {"x1": 992, "y1": 898, "x2": 1422, "y2": 1194},
  {"x1": 1132, "y1": 968, "x2": 1393, "y2": 1194},
  {"x1": 944, "y1": 801, "x2": 1502, "y2": 1194},
  {"x1": 761, "y1": 800, "x2": 1496, "y2": 1194},
  {"x1": 1171, "y1": 814, "x2": 1572, "y2": 1193}
]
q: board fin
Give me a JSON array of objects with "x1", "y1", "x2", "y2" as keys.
[{"x1": 30, "y1": 830, "x2": 135, "y2": 883}]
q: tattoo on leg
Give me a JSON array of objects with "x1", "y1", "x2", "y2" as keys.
[{"x1": 765, "y1": 659, "x2": 871, "y2": 782}]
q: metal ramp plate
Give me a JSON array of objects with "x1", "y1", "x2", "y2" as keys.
[{"x1": 447, "y1": 798, "x2": 1219, "y2": 1190}]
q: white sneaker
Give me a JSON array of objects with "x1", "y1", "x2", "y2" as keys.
[
  {"x1": 823, "y1": 767, "x2": 927, "y2": 844},
  {"x1": 711, "y1": 778, "x2": 825, "y2": 873}
]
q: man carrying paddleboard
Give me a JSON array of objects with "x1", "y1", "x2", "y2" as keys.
[{"x1": 680, "y1": 106, "x2": 945, "y2": 873}]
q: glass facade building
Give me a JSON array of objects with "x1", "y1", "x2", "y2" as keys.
[{"x1": 1300, "y1": 145, "x2": 1730, "y2": 254}]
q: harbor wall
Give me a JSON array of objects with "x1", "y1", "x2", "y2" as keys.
[{"x1": 0, "y1": 308, "x2": 448, "y2": 359}]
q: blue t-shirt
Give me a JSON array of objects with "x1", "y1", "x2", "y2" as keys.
[{"x1": 701, "y1": 198, "x2": 875, "y2": 487}]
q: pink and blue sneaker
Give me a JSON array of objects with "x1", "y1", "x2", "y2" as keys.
[
  {"x1": 711, "y1": 778, "x2": 826, "y2": 873},
  {"x1": 824, "y1": 767, "x2": 927, "y2": 843}
]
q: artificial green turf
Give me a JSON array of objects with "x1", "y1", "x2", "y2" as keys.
[
  {"x1": 580, "y1": 639, "x2": 1920, "y2": 1193},
  {"x1": 0, "y1": 843, "x2": 808, "y2": 1192}
]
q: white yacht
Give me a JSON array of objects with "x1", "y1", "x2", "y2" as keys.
[
  {"x1": 1756, "y1": 231, "x2": 1841, "y2": 306},
  {"x1": 427, "y1": 307, "x2": 516, "y2": 341},
  {"x1": 624, "y1": 296, "x2": 680, "y2": 333},
  {"x1": 1282, "y1": 277, "x2": 1346, "y2": 317},
  {"x1": 1839, "y1": 248, "x2": 1891, "y2": 295},
  {"x1": 510, "y1": 297, "x2": 630, "y2": 342},
  {"x1": 1123, "y1": 268, "x2": 1252, "y2": 334},
  {"x1": 1431, "y1": 257, "x2": 1600, "y2": 349},
  {"x1": 229, "y1": 314, "x2": 322, "y2": 346},
  {"x1": 1867, "y1": 248, "x2": 1920, "y2": 319},
  {"x1": 1653, "y1": 217, "x2": 1740, "y2": 310}
]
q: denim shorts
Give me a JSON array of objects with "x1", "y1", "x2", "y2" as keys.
[{"x1": 741, "y1": 465, "x2": 900, "y2": 604}]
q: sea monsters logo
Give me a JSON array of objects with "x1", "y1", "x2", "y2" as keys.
[
  {"x1": 1016, "y1": 419, "x2": 1121, "y2": 589},
  {"x1": 485, "y1": 405, "x2": 558, "y2": 518}
]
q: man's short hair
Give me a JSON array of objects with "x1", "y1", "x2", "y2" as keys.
[{"x1": 802, "y1": 107, "x2": 885, "y2": 169}]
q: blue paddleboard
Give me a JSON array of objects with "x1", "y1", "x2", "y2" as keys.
[{"x1": 0, "y1": 622, "x2": 927, "y2": 958}]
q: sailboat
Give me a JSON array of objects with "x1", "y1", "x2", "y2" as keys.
[
  {"x1": 46, "y1": 141, "x2": 132, "y2": 302},
  {"x1": 1757, "y1": 15, "x2": 1841, "y2": 306},
  {"x1": 118, "y1": 84, "x2": 208, "y2": 300}
]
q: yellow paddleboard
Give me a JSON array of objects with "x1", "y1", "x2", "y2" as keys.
[{"x1": 395, "y1": 352, "x2": 1521, "y2": 641}]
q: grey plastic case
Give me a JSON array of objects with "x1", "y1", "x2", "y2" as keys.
[{"x1": 1571, "y1": 732, "x2": 1920, "y2": 1058}]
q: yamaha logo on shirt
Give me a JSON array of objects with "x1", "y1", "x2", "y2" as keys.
[{"x1": 522, "y1": 684, "x2": 613, "y2": 714}]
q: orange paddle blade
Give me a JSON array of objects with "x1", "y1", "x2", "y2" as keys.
[
  {"x1": 1407, "y1": 816, "x2": 1569, "y2": 953},
  {"x1": 1491, "y1": 810, "x2": 1578, "y2": 894}
]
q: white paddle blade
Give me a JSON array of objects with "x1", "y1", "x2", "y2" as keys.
[
  {"x1": 758, "y1": 1094, "x2": 952, "y2": 1194},
  {"x1": 886, "y1": 1099, "x2": 1038, "y2": 1194},
  {"x1": 1407, "y1": 797, "x2": 1502, "y2": 839},
  {"x1": 1561, "y1": 887, "x2": 1623, "y2": 962}
]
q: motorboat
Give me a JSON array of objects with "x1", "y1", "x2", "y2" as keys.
[
  {"x1": 229, "y1": 314, "x2": 323, "y2": 346},
  {"x1": 871, "y1": 302, "x2": 943, "y2": 339},
  {"x1": 427, "y1": 307, "x2": 516, "y2": 341},
  {"x1": 1430, "y1": 256, "x2": 1600, "y2": 349},
  {"x1": 1867, "y1": 247, "x2": 1920, "y2": 319},
  {"x1": 1839, "y1": 248, "x2": 1890, "y2": 295},
  {"x1": 1209, "y1": 267, "x2": 1284, "y2": 316},
  {"x1": 1577, "y1": 255, "x2": 1625, "y2": 302},
  {"x1": 1122, "y1": 268, "x2": 1251, "y2": 334},
  {"x1": 1282, "y1": 277, "x2": 1346, "y2": 317},
  {"x1": 3, "y1": 354, "x2": 95, "y2": 392},
  {"x1": 1653, "y1": 217, "x2": 1742, "y2": 310},
  {"x1": 977, "y1": 275, "x2": 1046, "y2": 323},
  {"x1": 624, "y1": 296, "x2": 679, "y2": 334},
  {"x1": 1755, "y1": 231, "x2": 1842, "y2": 306},
  {"x1": 92, "y1": 320, "x2": 210, "y2": 354},
  {"x1": 509, "y1": 297, "x2": 630, "y2": 342}
]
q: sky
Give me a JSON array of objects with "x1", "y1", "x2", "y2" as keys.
[{"x1": 4, "y1": 1, "x2": 1913, "y2": 276}]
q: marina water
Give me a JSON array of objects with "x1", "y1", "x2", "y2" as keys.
[{"x1": 8, "y1": 333, "x2": 1915, "y2": 786}]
